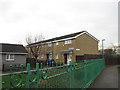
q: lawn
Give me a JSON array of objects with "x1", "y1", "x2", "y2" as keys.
[
  {"x1": 2, "y1": 73, "x2": 27, "y2": 88},
  {"x1": 1, "y1": 65, "x2": 68, "y2": 88}
]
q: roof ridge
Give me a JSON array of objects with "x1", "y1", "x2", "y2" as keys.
[{"x1": 28, "y1": 30, "x2": 86, "y2": 46}]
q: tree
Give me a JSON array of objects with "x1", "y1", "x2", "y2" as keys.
[
  {"x1": 111, "y1": 43, "x2": 117, "y2": 55},
  {"x1": 104, "y1": 49, "x2": 113, "y2": 55},
  {"x1": 26, "y1": 34, "x2": 45, "y2": 62}
]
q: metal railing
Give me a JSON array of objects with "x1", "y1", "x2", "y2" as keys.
[{"x1": 1, "y1": 58, "x2": 105, "y2": 88}]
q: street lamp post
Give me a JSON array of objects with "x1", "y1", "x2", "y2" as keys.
[{"x1": 102, "y1": 39, "x2": 105, "y2": 58}]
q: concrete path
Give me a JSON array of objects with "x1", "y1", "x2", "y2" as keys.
[{"x1": 89, "y1": 65, "x2": 119, "y2": 88}]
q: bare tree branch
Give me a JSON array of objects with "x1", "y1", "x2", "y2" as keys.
[{"x1": 26, "y1": 34, "x2": 45, "y2": 62}]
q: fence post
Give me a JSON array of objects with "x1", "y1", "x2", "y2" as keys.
[
  {"x1": 69, "y1": 61, "x2": 74, "y2": 88},
  {"x1": 26, "y1": 63, "x2": 30, "y2": 88},
  {"x1": 36, "y1": 63, "x2": 39, "y2": 88},
  {"x1": 20, "y1": 64, "x2": 24, "y2": 71},
  {"x1": 40, "y1": 63, "x2": 43, "y2": 69},
  {"x1": 84, "y1": 60, "x2": 87, "y2": 88},
  {"x1": 9, "y1": 64, "x2": 12, "y2": 88}
]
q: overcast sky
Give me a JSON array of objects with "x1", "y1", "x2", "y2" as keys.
[{"x1": 0, "y1": 0, "x2": 119, "y2": 49}]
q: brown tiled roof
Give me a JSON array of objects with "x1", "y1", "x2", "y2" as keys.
[
  {"x1": 29, "y1": 31, "x2": 85, "y2": 46},
  {"x1": 0, "y1": 43, "x2": 28, "y2": 53}
]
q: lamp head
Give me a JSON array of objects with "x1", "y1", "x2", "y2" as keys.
[{"x1": 102, "y1": 39, "x2": 105, "y2": 41}]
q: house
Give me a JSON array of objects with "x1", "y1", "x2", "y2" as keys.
[
  {"x1": 0, "y1": 43, "x2": 28, "y2": 71},
  {"x1": 27, "y1": 31, "x2": 99, "y2": 64}
]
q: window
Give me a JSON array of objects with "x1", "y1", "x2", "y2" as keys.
[
  {"x1": 48, "y1": 43, "x2": 52, "y2": 47},
  {"x1": 6, "y1": 54, "x2": 14, "y2": 61},
  {"x1": 64, "y1": 40, "x2": 72, "y2": 44},
  {"x1": 56, "y1": 54, "x2": 59, "y2": 59},
  {"x1": 56, "y1": 42, "x2": 59, "y2": 45}
]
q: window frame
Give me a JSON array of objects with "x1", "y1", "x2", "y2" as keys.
[
  {"x1": 6, "y1": 54, "x2": 15, "y2": 61},
  {"x1": 56, "y1": 42, "x2": 59, "y2": 45},
  {"x1": 64, "y1": 40, "x2": 72, "y2": 44},
  {"x1": 48, "y1": 43, "x2": 52, "y2": 47}
]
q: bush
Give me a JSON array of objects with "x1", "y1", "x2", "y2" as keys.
[{"x1": 26, "y1": 58, "x2": 36, "y2": 68}]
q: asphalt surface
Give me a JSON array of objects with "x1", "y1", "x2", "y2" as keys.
[{"x1": 89, "y1": 65, "x2": 119, "y2": 88}]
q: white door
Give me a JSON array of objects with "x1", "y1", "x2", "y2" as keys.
[{"x1": 67, "y1": 54, "x2": 72, "y2": 65}]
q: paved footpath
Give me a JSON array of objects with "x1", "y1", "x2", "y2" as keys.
[{"x1": 89, "y1": 65, "x2": 119, "y2": 88}]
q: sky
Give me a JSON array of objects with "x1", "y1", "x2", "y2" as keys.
[{"x1": 0, "y1": 0, "x2": 119, "y2": 49}]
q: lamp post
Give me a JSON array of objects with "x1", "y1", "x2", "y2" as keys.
[{"x1": 102, "y1": 39, "x2": 105, "y2": 58}]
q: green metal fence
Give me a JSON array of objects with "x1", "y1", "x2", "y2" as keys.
[{"x1": 1, "y1": 58, "x2": 105, "y2": 88}]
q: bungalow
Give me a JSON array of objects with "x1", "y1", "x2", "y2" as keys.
[
  {"x1": 27, "y1": 31, "x2": 99, "y2": 64},
  {"x1": 0, "y1": 43, "x2": 28, "y2": 71}
]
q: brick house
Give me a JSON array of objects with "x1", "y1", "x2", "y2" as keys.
[{"x1": 26, "y1": 31, "x2": 99, "y2": 64}]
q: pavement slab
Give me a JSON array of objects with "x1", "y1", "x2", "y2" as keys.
[{"x1": 89, "y1": 65, "x2": 119, "y2": 88}]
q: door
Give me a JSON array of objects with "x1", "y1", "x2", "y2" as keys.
[
  {"x1": 67, "y1": 54, "x2": 72, "y2": 65},
  {"x1": 64, "y1": 54, "x2": 67, "y2": 64},
  {"x1": 46, "y1": 54, "x2": 49, "y2": 60}
]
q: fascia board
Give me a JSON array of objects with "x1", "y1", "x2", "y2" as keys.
[
  {"x1": 0, "y1": 52, "x2": 28, "y2": 55},
  {"x1": 74, "y1": 31, "x2": 99, "y2": 42}
]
